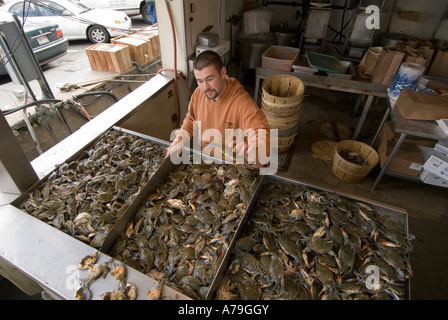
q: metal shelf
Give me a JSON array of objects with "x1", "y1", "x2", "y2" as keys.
[{"x1": 371, "y1": 94, "x2": 448, "y2": 190}]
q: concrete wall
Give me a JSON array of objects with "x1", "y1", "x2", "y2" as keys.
[
  {"x1": 242, "y1": 0, "x2": 448, "y2": 44},
  {"x1": 388, "y1": 0, "x2": 448, "y2": 41}
]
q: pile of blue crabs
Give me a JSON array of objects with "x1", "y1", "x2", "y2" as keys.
[
  {"x1": 19, "y1": 129, "x2": 166, "y2": 248},
  {"x1": 217, "y1": 179, "x2": 413, "y2": 300},
  {"x1": 110, "y1": 162, "x2": 259, "y2": 299}
]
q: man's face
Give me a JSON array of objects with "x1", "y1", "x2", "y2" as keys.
[{"x1": 194, "y1": 65, "x2": 227, "y2": 101}]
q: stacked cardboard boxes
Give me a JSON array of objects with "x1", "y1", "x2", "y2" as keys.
[
  {"x1": 378, "y1": 121, "x2": 435, "y2": 177},
  {"x1": 378, "y1": 122, "x2": 448, "y2": 188},
  {"x1": 420, "y1": 141, "x2": 448, "y2": 188}
]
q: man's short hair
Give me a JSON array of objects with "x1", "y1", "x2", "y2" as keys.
[{"x1": 194, "y1": 50, "x2": 224, "y2": 73}]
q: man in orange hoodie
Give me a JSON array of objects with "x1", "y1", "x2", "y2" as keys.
[{"x1": 166, "y1": 50, "x2": 272, "y2": 169}]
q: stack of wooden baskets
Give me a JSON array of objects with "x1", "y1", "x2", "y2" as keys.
[{"x1": 261, "y1": 74, "x2": 305, "y2": 154}]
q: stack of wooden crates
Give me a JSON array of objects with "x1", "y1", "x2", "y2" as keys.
[{"x1": 86, "y1": 25, "x2": 160, "y2": 73}]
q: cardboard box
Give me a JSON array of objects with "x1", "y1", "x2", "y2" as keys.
[
  {"x1": 435, "y1": 140, "x2": 448, "y2": 155},
  {"x1": 436, "y1": 119, "x2": 448, "y2": 136},
  {"x1": 423, "y1": 149, "x2": 448, "y2": 179},
  {"x1": 379, "y1": 142, "x2": 424, "y2": 176},
  {"x1": 85, "y1": 43, "x2": 132, "y2": 73},
  {"x1": 378, "y1": 121, "x2": 427, "y2": 176},
  {"x1": 419, "y1": 168, "x2": 448, "y2": 188},
  {"x1": 425, "y1": 80, "x2": 448, "y2": 94},
  {"x1": 371, "y1": 47, "x2": 405, "y2": 85},
  {"x1": 381, "y1": 121, "x2": 436, "y2": 147},
  {"x1": 395, "y1": 89, "x2": 448, "y2": 121}
]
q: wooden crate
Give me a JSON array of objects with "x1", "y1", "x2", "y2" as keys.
[
  {"x1": 85, "y1": 43, "x2": 132, "y2": 73},
  {"x1": 112, "y1": 33, "x2": 160, "y2": 65},
  {"x1": 131, "y1": 25, "x2": 161, "y2": 58},
  {"x1": 129, "y1": 33, "x2": 160, "y2": 58},
  {"x1": 136, "y1": 24, "x2": 158, "y2": 34}
]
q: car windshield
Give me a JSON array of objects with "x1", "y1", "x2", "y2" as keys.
[{"x1": 36, "y1": 2, "x2": 69, "y2": 16}]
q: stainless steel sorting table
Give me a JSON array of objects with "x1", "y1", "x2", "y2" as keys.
[
  {"x1": 254, "y1": 67, "x2": 388, "y2": 140},
  {"x1": 0, "y1": 73, "x2": 191, "y2": 300}
]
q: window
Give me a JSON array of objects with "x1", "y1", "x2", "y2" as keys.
[
  {"x1": 36, "y1": 1, "x2": 68, "y2": 17},
  {"x1": 9, "y1": 2, "x2": 37, "y2": 17}
]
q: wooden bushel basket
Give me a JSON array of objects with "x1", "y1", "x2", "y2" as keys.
[
  {"x1": 262, "y1": 74, "x2": 305, "y2": 154},
  {"x1": 262, "y1": 98, "x2": 303, "y2": 117},
  {"x1": 262, "y1": 110, "x2": 300, "y2": 130},
  {"x1": 332, "y1": 140, "x2": 379, "y2": 183},
  {"x1": 277, "y1": 133, "x2": 298, "y2": 154},
  {"x1": 262, "y1": 74, "x2": 305, "y2": 105}
]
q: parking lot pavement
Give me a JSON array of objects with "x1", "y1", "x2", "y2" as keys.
[
  {"x1": 0, "y1": 43, "x2": 114, "y2": 126},
  {"x1": 0, "y1": 15, "x2": 149, "y2": 127}
]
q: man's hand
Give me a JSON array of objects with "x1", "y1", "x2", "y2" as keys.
[
  {"x1": 232, "y1": 141, "x2": 248, "y2": 157},
  {"x1": 165, "y1": 136, "x2": 185, "y2": 158},
  {"x1": 229, "y1": 140, "x2": 258, "y2": 165}
]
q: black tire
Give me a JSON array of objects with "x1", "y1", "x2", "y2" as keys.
[
  {"x1": 87, "y1": 25, "x2": 110, "y2": 43},
  {"x1": 141, "y1": 3, "x2": 153, "y2": 25}
]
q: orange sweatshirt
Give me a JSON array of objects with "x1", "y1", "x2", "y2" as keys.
[{"x1": 178, "y1": 76, "x2": 270, "y2": 164}]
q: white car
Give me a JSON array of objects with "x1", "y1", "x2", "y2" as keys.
[
  {"x1": 1, "y1": 0, "x2": 133, "y2": 43},
  {"x1": 78, "y1": 0, "x2": 154, "y2": 24}
]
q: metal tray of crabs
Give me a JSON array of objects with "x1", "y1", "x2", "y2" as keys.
[
  {"x1": 13, "y1": 127, "x2": 168, "y2": 250},
  {"x1": 105, "y1": 159, "x2": 262, "y2": 300},
  {"x1": 214, "y1": 175, "x2": 412, "y2": 300}
]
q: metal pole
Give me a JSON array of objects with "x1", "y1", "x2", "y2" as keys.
[
  {"x1": 0, "y1": 111, "x2": 38, "y2": 193},
  {"x1": 372, "y1": 132, "x2": 407, "y2": 190},
  {"x1": 352, "y1": 94, "x2": 374, "y2": 140},
  {"x1": 371, "y1": 108, "x2": 390, "y2": 147},
  {"x1": 0, "y1": 34, "x2": 44, "y2": 154}
]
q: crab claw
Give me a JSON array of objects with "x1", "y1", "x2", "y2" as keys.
[
  {"x1": 381, "y1": 241, "x2": 401, "y2": 248},
  {"x1": 336, "y1": 273, "x2": 342, "y2": 286},
  {"x1": 302, "y1": 248, "x2": 311, "y2": 269},
  {"x1": 328, "y1": 250, "x2": 343, "y2": 273},
  {"x1": 370, "y1": 229, "x2": 379, "y2": 242}
]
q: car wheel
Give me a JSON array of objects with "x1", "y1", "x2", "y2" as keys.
[
  {"x1": 87, "y1": 25, "x2": 110, "y2": 43},
  {"x1": 141, "y1": 3, "x2": 153, "y2": 25}
]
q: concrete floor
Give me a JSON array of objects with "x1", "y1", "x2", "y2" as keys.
[{"x1": 1, "y1": 63, "x2": 448, "y2": 300}]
